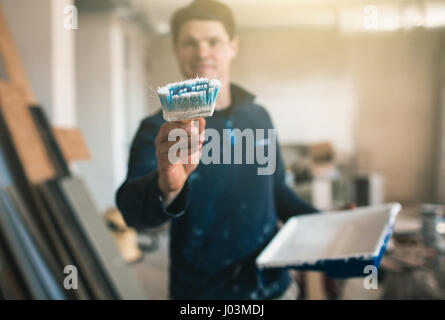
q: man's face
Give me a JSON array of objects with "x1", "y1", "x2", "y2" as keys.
[{"x1": 174, "y1": 20, "x2": 238, "y2": 81}]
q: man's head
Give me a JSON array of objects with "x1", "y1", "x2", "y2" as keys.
[{"x1": 170, "y1": 0, "x2": 238, "y2": 83}]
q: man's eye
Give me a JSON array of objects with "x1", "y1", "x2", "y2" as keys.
[
  {"x1": 209, "y1": 39, "x2": 220, "y2": 46},
  {"x1": 182, "y1": 39, "x2": 197, "y2": 47}
]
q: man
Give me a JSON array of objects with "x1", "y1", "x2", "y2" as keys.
[{"x1": 116, "y1": 0, "x2": 318, "y2": 299}]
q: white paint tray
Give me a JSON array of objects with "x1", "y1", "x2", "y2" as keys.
[{"x1": 256, "y1": 203, "x2": 401, "y2": 278}]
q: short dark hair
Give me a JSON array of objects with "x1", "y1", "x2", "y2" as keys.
[{"x1": 170, "y1": 0, "x2": 236, "y2": 42}]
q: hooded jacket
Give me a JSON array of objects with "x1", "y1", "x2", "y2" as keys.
[{"x1": 116, "y1": 83, "x2": 318, "y2": 299}]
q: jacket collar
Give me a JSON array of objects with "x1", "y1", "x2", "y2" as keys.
[
  {"x1": 213, "y1": 83, "x2": 255, "y2": 118},
  {"x1": 230, "y1": 83, "x2": 255, "y2": 107}
]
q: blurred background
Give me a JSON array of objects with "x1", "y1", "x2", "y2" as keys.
[{"x1": 1, "y1": 0, "x2": 445, "y2": 299}]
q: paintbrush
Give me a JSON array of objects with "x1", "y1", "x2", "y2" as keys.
[{"x1": 157, "y1": 77, "x2": 221, "y2": 122}]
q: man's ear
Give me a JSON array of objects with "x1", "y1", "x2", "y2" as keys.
[{"x1": 230, "y1": 35, "x2": 239, "y2": 59}]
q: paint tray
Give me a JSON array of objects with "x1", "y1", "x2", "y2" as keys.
[{"x1": 256, "y1": 203, "x2": 401, "y2": 278}]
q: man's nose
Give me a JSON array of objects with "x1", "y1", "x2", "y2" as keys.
[{"x1": 196, "y1": 42, "x2": 210, "y2": 60}]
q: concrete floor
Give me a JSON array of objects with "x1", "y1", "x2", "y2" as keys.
[
  {"x1": 127, "y1": 204, "x2": 444, "y2": 300},
  {"x1": 340, "y1": 278, "x2": 383, "y2": 299},
  {"x1": 129, "y1": 229, "x2": 382, "y2": 300},
  {"x1": 131, "y1": 230, "x2": 170, "y2": 300}
]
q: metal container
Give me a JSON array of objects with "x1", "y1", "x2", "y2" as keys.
[{"x1": 421, "y1": 204, "x2": 444, "y2": 250}]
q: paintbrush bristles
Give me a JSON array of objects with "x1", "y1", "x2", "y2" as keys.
[{"x1": 157, "y1": 77, "x2": 221, "y2": 121}]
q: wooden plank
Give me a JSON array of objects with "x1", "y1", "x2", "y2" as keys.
[
  {"x1": 52, "y1": 127, "x2": 91, "y2": 163},
  {"x1": 0, "y1": 188, "x2": 65, "y2": 299},
  {"x1": 30, "y1": 106, "x2": 71, "y2": 177},
  {"x1": 0, "y1": 3, "x2": 35, "y2": 104},
  {"x1": 60, "y1": 177, "x2": 149, "y2": 300},
  {"x1": 0, "y1": 82, "x2": 55, "y2": 183},
  {"x1": 5, "y1": 186, "x2": 79, "y2": 299},
  {"x1": 37, "y1": 180, "x2": 117, "y2": 299},
  {"x1": 0, "y1": 228, "x2": 31, "y2": 299}
]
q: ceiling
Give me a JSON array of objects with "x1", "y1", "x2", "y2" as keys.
[{"x1": 81, "y1": 0, "x2": 445, "y2": 34}]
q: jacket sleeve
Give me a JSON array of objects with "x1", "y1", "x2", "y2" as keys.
[{"x1": 115, "y1": 117, "x2": 191, "y2": 230}]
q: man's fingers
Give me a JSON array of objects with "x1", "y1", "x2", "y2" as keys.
[
  {"x1": 155, "y1": 117, "x2": 207, "y2": 166},
  {"x1": 157, "y1": 138, "x2": 203, "y2": 156},
  {"x1": 157, "y1": 143, "x2": 203, "y2": 166},
  {"x1": 198, "y1": 118, "x2": 206, "y2": 142},
  {"x1": 156, "y1": 117, "x2": 207, "y2": 144},
  {"x1": 157, "y1": 121, "x2": 197, "y2": 143}
]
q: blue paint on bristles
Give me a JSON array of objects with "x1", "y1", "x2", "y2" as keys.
[{"x1": 157, "y1": 77, "x2": 221, "y2": 121}]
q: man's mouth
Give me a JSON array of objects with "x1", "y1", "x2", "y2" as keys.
[{"x1": 193, "y1": 65, "x2": 214, "y2": 73}]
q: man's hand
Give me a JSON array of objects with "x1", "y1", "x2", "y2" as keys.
[{"x1": 154, "y1": 118, "x2": 206, "y2": 206}]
